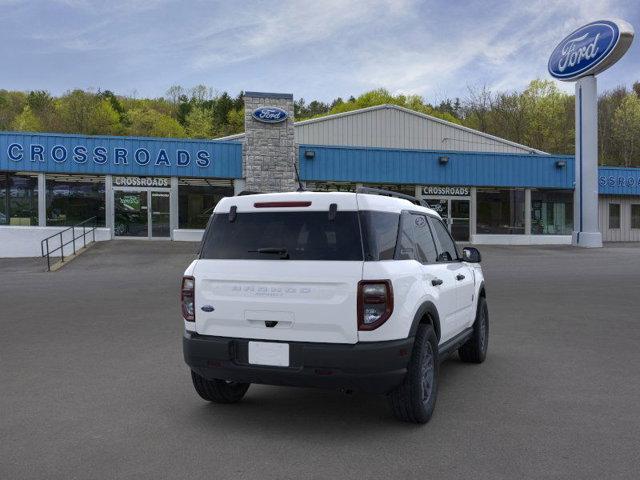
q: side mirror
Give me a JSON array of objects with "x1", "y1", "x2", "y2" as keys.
[{"x1": 462, "y1": 247, "x2": 481, "y2": 263}]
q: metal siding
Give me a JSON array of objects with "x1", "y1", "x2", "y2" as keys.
[
  {"x1": 299, "y1": 145, "x2": 574, "y2": 188},
  {"x1": 0, "y1": 132, "x2": 242, "y2": 178},
  {"x1": 295, "y1": 107, "x2": 533, "y2": 153},
  {"x1": 598, "y1": 195, "x2": 640, "y2": 241}
]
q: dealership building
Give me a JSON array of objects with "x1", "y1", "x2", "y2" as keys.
[{"x1": 1, "y1": 91, "x2": 640, "y2": 257}]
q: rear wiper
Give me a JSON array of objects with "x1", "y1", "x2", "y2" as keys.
[{"x1": 248, "y1": 247, "x2": 290, "y2": 259}]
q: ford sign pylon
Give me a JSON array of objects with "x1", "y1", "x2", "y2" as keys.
[{"x1": 549, "y1": 19, "x2": 634, "y2": 247}]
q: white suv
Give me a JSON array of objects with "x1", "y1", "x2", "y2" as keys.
[{"x1": 182, "y1": 189, "x2": 488, "y2": 423}]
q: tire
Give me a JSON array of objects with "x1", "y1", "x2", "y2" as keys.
[
  {"x1": 388, "y1": 324, "x2": 439, "y2": 424},
  {"x1": 190, "y1": 370, "x2": 250, "y2": 404},
  {"x1": 458, "y1": 296, "x2": 489, "y2": 364}
]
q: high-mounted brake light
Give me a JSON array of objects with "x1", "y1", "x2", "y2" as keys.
[
  {"x1": 254, "y1": 201, "x2": 312, "y2": 208},
  {"x1": 357, "y1": 280, "x2": 393, "y2": 331},
  {"x1": 181, "y1": 276, "x2": 195, "y2": 322}
]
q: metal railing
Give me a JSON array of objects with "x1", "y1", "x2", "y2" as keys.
[{"x1": 41, "y1": 217, "x2": 97, "y2": 271}]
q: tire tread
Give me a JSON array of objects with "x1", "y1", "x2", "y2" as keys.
[
  {"x1": 191, "y1": 370, "x2": 250, "y2": 404},
  {"x1": 388, "y1": 324, "x2": 438, "y2": 424}
]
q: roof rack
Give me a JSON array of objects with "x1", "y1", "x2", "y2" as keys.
[{"x1": 356, "y1": 186, "x2": 431, "y2": 208}]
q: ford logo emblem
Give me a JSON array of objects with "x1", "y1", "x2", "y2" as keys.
[
  {"x1": 548, "y1": 20, "x2": 634, "y2": 81},
  {"x1": 252, "y1": 106, "x2": 288, "y2": 124}
]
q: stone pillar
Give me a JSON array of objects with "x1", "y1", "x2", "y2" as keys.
[
  {"x1": 243, "y1": 92, "x2": 297, "y2": 192},
  {"x1": 233, "y1": 178, "x2": 246, "y2": 195}
]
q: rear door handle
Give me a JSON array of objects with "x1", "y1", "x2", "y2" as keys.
[
  {"x1": 456, "y1": 274, "x2": 465, "y2": 281},
  {"x1": 431, "y1": 278, "x2": 443, "y2": 286}
]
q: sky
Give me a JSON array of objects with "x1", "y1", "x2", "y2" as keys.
[{"x1": 1, "y1": 0, "x2": 639, "y2": 103}]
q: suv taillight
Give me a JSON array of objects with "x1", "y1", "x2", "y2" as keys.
[
  {"x1": 181, "y1": 276, "x2": 195, "y2": 322},
  {"x1": 357, "y1": 280, "x2": 393, "y2": 330}
]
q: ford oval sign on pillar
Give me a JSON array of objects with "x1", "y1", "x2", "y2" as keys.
[
  {"x1": 549, "y1": 19, "x2": 634, "y2": 248},
  {"x1": 252, "y1": 106, "x2": 289, "y2": 123}
]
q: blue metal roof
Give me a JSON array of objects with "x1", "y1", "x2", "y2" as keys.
[
  {"x1": 299, "y1": 145, "x2": 575, "y2": 189},
  {"x1": 0, "y1": 132, "x2": 242, "y2": 178},
  {"x1": 598, "y1": 167, "x2": 640, "y2": 196}
]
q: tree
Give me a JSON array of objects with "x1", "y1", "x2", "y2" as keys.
[
  {"x1": 127, "y1": 107, "x2": 186, "y2": 138},
  {"x1": 599, "y1": 87, "x2": 626, "y2": 164},
  {"x1": 611, "y1": 93, "x2": 640, "y2": 167},
  {"x1": 185, "y1": 107, "x2": 213, "y2": 138},
  {"x1": 520, "y1": 80, "x2": 573, "y2": 153},
  {"x1": 11, "y1": 105, "x2": 42, "y2": 131},
  {"x1": 211, "y1": 92, "x2": 235, "y2": 131},
  {"x1": 319, "y1": 88, "x2": 460, "y2": 124},
  {"x1": 0, "y1": 90, "x2": 27, "y2": 130},
  {"x1": 190, "y1": 85, "x2": 213, "y2": 104},
  {"x1": 225, "y1": 108, "x2": 244, "y2": 135},
  {"x1": 464, "y1": 85, "x2": 494, "y2": 133},
  {"x1": 57, "y1": 89, "x2": 97, "y2": 134},
  {"x1": 87, "y1": 99, "x2": 122, "y2": 135},
  {"x1": 166, "y1": 85, "x2": 185, "y2": 104},
  {"x1": 26, "y1": 90, "x2": 59, "y2": 131}
]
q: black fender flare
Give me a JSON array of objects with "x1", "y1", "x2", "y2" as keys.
[
  {"x1": 478, "y1": 280, "x2": 486, "y2": 299},
  {"x1": 408, "y1": 301, "x2": 441, "y2": 342}
]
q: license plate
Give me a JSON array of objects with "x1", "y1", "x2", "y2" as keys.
[{"x1": 248, "y1": 341, "x2": 289, "y2": 367}]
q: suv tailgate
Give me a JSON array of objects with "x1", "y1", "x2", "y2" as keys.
[{"x1": 194, "y1": 260, "x2": 361, "y2": 343}]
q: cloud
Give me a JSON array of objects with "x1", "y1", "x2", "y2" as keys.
[
  {"x1": 1, "y1": 0, "x2": 638, "y2": 99},
  {"x1": 324, "y1": 0, "x2": 636, "y2": 99},
  {"x1": 188, "y1": 0, "x2": 416, "y2": 69}
]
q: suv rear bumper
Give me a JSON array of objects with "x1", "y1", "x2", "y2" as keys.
[{"x1": 183, "y1": 331, "x2": 414, "y2": 394}]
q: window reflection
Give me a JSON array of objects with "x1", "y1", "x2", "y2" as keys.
[
  {"x1": 531, "y1": 189, "x2": 573, "y2": 235},
  {"x1": 477, "y1": 188, "x2": 525, "y2": 234},
  {"x1": 178, "y1": 179, "x2": 233, "y2": 229},
  {"x1": 0, "y1": 172, "x2": 39, "y2": 226},
  {"x1": 46, "y1": 175, "x2": 105, "y2": 227}
]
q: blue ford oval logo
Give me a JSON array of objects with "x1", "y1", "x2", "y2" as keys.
[
  {"x1": 252, "y1": 106, "x2": 288, "y2": 124},
  {"x1": 548, "y1": 20, "x2": 620, "y2": 80}
]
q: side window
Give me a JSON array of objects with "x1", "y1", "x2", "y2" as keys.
[
  {"x1": 360, "y1": 211, "x2": 400, "y2": 261},
  {"x1": 411, "y1": 214, "x2": 438, "y2": 263},
  {"x1": 428, "y1": 217, "x2": 459, "y2": 262},
  {"x1": 395, "y1": 211, "x2": 416, "y2": 260}
]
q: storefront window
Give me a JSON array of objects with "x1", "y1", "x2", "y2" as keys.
[
  {"x1": 477, "y1": 188, "x2": 525, "y2": 234},
  {"x1": 609, "y1": 204, "x2": 620, "y2": 229},
  {"x1": 0, "y1": 172, "x2": 38, "y2": 226},
  {"x1": 531, "y1": 189, "x2": 573, "y2": 235},
  {"x1": 632, "y1": 204, "x2": 640, "y2": 229},
  {"x1": 178, "y1": 179, "x2": 233, "y2": 229},
  {"x1": 46, "y1": 175, "x2": 105, "y2": 227}
]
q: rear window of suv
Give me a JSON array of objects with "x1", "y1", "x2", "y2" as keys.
[
  {"x1": 200, "y1": 211, "x2": 364, "y2": 261},
  {"x1": 200, "y1": 209, "x2": 403, "y2": 261}
]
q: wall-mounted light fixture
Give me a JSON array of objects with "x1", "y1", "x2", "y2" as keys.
[
  {"x1": 304, "y1": 150, "x2": 315, "y2": 159},
  {"x1": 438, "y1": 156, "x2": 449, "y2": 165},
  {"x1": 555, "y1": 160, "x2": 567, "y2": 168}
]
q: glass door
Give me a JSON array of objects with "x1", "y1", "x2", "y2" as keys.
[
  {"x1": 114, "y1": 190, "x2": 148, "y2": 237},
  {"x1": 429, "y1": 199, "x2": 449, "y2": 223},
  {"x1": 450, "y1": 199, "x2": 470, "y2": 241},
  {"x1": 150, "y1": 191, "x2": 170, "y2": 238}
]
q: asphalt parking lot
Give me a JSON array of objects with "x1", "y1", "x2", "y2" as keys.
[{"x1": 2, "y1": 240, "x2": 640, "y2": 479}]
